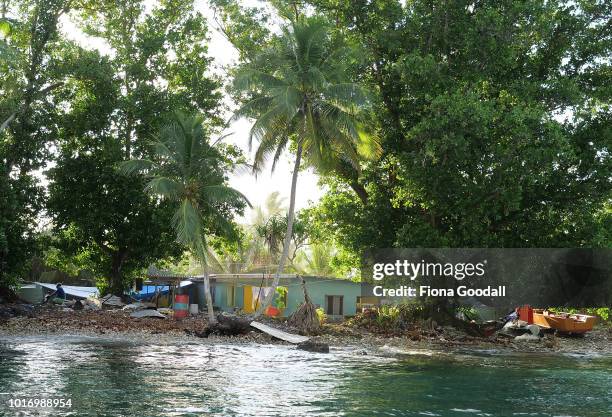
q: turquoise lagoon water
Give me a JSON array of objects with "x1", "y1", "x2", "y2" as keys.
[{"x1": 0, "y1": 335, "x2": 610, "y2": 416}]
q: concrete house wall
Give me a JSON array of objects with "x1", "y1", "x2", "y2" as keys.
[
  {"x1": 211, "y1": 276, "x2": 361, "y2": 318},
  {"x1": 285, "y1": 277, "x2": 362, "y2": 317}
]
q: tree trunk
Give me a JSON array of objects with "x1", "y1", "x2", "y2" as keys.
[
  {"x1": 109, "y1": 251, "x2": 126, "y2": 295},
  {"x1": 253, "y1": 142, "x2": 302, "y2": 318},
  {"x1": 0, "y1": 111, "x2": 16, "y2": 133},
  {"x1": 202, "y1": 261, "x2": 217, "y2": 325},
  {"x1": 349, "y1": 180, "x2": 368, "y2": 205}
]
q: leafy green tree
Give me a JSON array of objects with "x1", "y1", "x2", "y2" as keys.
[
  {"x1": 47, "y1": 0, "x2": 225, "y2": 293},
  {"x1": 47, "y1": 146, "x2": 180, "y2": 294},
  {"x1": 120, "y1": 112, "x2": 250, "y2": 324},
  {"x1": 232, "y1": 18, "x2": 377, "y2": 316},
  {"x1": 0, "y1": 0, "x2": 71, "y2": 295},
  {"x1": 300, "y1": 0, "x2": 611, "y2": 259}
]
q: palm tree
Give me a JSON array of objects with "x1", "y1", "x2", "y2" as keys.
[
  {"x1": 251, "y1": 191, "x2": 286, "y2": 227},
  {"x1": 233, "y1": 19, "x2": 378, "y2": 317},
  {"x1": 295, "y1": 243, "x2": 337, "y2": 277},
  {"x1": 120, "y1": 112, "x2": 250, "y2": 324}
]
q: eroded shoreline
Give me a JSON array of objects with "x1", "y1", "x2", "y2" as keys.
[{"x1": 1, "y1": 306, "x2": 610, "y2": 357}]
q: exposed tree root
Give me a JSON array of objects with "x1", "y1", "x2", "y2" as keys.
[{"x1": 288, "y1": 278, "x2": 320, "y2": 335}]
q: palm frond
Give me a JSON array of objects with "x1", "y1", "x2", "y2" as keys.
[
  {"x1": 117, "y1": 159, "x2": 155, "y2": 176},
  {"x1": 270, "y1": 134, "x2": 290, "y2": 172},
  {"x1": 172, "y1": 199, "x2": 204, "y2": 247},
  {"x1": 145, "y1": 177, "x2": 183, "y2": 200},
  {"x1": 324, "y1": 83, "x2": 370, "y2": 110},
  {"x1": 253, "y1": 117, "x2": 291, "y2": 171},
  {"x1": 202, "y1": 184, "x2": 252, "y2": 208},
  {"x1": 232, "y1": 96, "x2": 274, "y2": 122},
  {"x1": 234, "y1": 67, "x2": 288, "y2": 91}
]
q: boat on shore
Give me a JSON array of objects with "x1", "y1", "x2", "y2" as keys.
[{"x1": 532, "y1": 309, "x2": 596, "y2": 334}]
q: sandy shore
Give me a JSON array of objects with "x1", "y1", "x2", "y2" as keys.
[{"x1": 1, "y1": 304, "x2": 610, "y2": 355}]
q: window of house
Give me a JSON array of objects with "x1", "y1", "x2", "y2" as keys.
[{"x1": 325, "y1": 295, "x2": 344, "y2": 316}]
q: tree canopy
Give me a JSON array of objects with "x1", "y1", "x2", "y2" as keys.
[
  {"x1": 0, "y1": 0, "x2": 609, "y2": 297},
  {"x1": 215, "y1": 0, "x2": 611, "y2": 275}
]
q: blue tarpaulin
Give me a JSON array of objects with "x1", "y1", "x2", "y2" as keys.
[{"x1": 131, "y1": 280, "x2": 193, "y2": 300}]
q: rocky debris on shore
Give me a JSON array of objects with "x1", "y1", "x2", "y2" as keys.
[
  {"x1": 130, "y1": 309, "x2": 166, "y2": 319},
  {"x1": 0, "y1": 303, "x2": 208, "y2": 336},
  {"x1": 297, "y1": 339, "x2": 330, "y2": 353},
  {"x1": 0, "y1": 304, "x2": 35, "y2": 320},
  {"x1": 0, "y1": 303, "x2": 610, "y2": 355}
]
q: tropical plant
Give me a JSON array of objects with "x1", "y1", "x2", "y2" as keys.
[
  {"x1": 120, "y1": 112, "x2": 250, "y2": 324},
  {"x1": 315, "y1": 307, "x2": 327, "y2": 325},
  {"x1": 233, "y1": 18, "x2": 377, "y2": 317},
  {"x1": 251, "y1": 191, "x2": 286, "y2": 227},
  {"x1": 0, "y1": 0, "x2": 71, "y2": 295},
  {"x1": 255, "y1": 214, "x2": 287, "y2": 258},
  {"x1": 274, "y1": 286, "x2": 288, "y2": 309},
  {"x1": 295, "y1": 243, "x2": 337, "y2": 277},
  {"x1": 45, "y1": 0, "x2": 224, "y2": 295}
]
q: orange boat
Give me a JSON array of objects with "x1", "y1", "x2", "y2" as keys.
[{"x1": 532, "y1": 309, "x2": 596, "y2": 334}]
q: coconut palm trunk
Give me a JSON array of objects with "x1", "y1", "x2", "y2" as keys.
[
  {"x1": 201, "y1": 260, "x2": 217, "y2": 324},
  {"x1": 253, "y1": 142, "x2": 302, "y2": 318},
  {"x1": 235, "y1": 21, "x2": 377, "y2": 317}
]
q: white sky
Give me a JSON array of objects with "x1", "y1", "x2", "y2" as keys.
[{"x1": 57, "y1": 0, "x2": 324, "y2": 221}]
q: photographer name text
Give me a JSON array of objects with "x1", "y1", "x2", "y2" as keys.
[{"x1": 372, "y1": 285, "x2": 506, "y2": 297}]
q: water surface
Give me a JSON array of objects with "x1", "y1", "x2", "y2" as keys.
[{"x1": 0, "y1": 335, "x2": 610, "y2": 416}]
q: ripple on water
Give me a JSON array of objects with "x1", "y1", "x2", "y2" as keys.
[{"x1": 0, "y1": 336, "x2": 611, "y2": 417}]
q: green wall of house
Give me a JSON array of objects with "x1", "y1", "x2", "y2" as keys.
[{"x1": 212, "y1": 276, "x2": 361, "y2": 317}]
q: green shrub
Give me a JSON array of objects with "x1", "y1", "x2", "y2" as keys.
[{"x1": 316, "y1": 307, "x2": 327, "y2": 324}]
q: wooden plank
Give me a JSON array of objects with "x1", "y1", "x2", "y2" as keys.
[{"x1": 250, "y1": 321, "x2": 310, "y2": 344}]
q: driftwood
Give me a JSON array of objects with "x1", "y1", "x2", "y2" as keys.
[
  {"x1": 187, "y1": 313, "x2": 252, "y2": 338},
  {"x1": 251, "y1": 321, "x2": 309, "y2": 344},
  {"x1": 287, "y1": 278, "x2": 320, "y2": 335}
]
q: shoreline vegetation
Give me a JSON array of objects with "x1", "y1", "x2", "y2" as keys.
[
  {"x1": 1, "y1": 303, "x2": 610, "y2": 356},
  {"x1": 2, "y1": 0, "x2": 610, "y2": 348}
]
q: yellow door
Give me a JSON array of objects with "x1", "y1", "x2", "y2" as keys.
[{"x1": 243, "y1": 285, "x2": 253, "y2": 313}]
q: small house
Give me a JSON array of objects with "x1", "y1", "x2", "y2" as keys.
[{"x1": 209, "y1": 274, "x2": 362, "y2": 319}]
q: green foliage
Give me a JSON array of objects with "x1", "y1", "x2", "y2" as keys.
[
  {"x1": 231, "y1": 16, "x2": 378, "y2": 315},
  {"x1": 375, "y1": 305, "x2": 401, "y2": 329},
  {"x1": 232, "y1": 17, "x2": 378, "y2": 175},
  {"x1": 316, "y1": 307, "x2": 327, "y2": 324},
  {"x1": 44, "y1": 0, "x2": 226, "y2": 294},
  {"x1": 274, "y1": 286, "x2": 288, "y2": 309},
  {"x1": 255, "y1": 214, "x2": 288, "y2": 257},
  {"x1": 549, "y1": 307, "x2": 610, "y2": 322},
  {"x1": 0, "y1": 0, "x2": 70, "y2": 292},
  {"x1": 47, "y1": 148, "x2": 181, "y2": 293},
  {"x1": 120, "y1": 111, "x2": 249, "y2": 321},
  {"x1": 350, "y1": 303, "x2": 426, "y2": 333},
  {"x1": 119, "y1": 112, "x2": 249, "y2": 263},
  {"x1": 595, "y1": 308, "x2": 610, "y2": 322},
  {"x1": 210, "y1": 0, "x2": 272, "y2": 61},
  {"x1": 295, "y1": 0, "x2": 611, "y2": 263}
]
